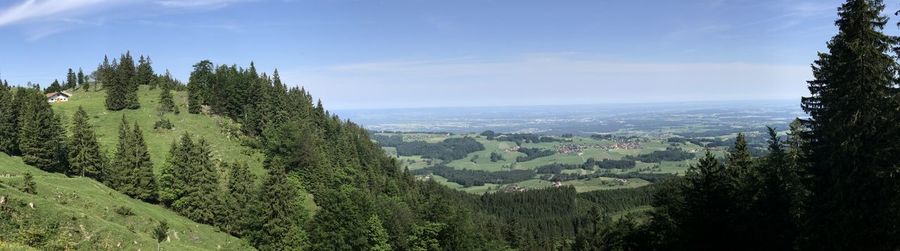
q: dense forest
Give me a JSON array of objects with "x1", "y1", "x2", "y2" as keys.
[{"x1": 1, "y1": 0, "x2": 899, "y2": 250}]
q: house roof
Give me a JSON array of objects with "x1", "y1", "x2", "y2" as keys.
[{"x1": 46, "y1": 92, "x2": 71, "y2": 98}]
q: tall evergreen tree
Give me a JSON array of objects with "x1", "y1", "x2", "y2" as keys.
[
  {"x1": 800, "y1": 0, "x2": 900, "y2": 248},
  {"x1": 136, "y1": 55, "x2": 155, "y2": 86},
  {"x1": 158, "y1": 83, "x2": 177, "y2": 114},
  {"x1": 106, "y1": 54, "x2": 129, "y2": 110},
  {"x1": 67, "y1": 106, "x2": 106, "y2": 179},
  {"x1": 366, "y1": 215, "x2": 392, "y2": 251},
  {"x1": 187, "y1": 60, "x2": 213, "y2": 114},
  {"x1": 225, "y1": 161, "x2": 257, "y2": 237},
  {"x1": 17, "y1": 87, "x2": 67, "y2": 172},
  {"x1": 65, "y1": 68, "x2": 76, "y2": 90},
  {"x1": 45, "y1": 79, "x2": 62, "y2": 94},
  {"x1": 161, "y1": 134, "x2": 222, "y2": 225},
  {"x1": 121, "y1": 52, "x2": 141, "y2": 109},
  {"x1": 0, "y1": 82, "x2": 18, "y2": 154},
  {"x1": 108, "y1": 115, "x2": 131, "y2": 188},
  {"x1": 77, "y1": 68, "x2": 85, "y2": 90},
  {"x1": 111, "y1": 117, "x2": 157, "y2": 202},
  {"x1": 745, "y1": 127, "x2": 803, "y2": 250},
  {"x1": 250, "y1": 159, "x2": 307, "y2": 250}
]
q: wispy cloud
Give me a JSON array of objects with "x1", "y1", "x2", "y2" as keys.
[
  {"x1": 0, "y1": 0, "x2": 112, "y2": 27},
  {"x1": 156, "y1": 0, "x2": 250, "y2": 9}
]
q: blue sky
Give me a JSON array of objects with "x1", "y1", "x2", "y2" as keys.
[{"x1": 0, "y1": 0, "x2": 865, "y2": 109}]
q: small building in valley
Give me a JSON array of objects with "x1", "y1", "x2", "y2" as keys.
[{"x1": 46, "y1": 91, "x2": 72, "y2": 103}]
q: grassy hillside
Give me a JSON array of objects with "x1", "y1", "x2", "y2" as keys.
[
  {"x1": 51, "y1": 86, "x2": 266, "y2": 177},
  {"x1": 0, "y1": 152, "x2": 252, "y2": 250}
]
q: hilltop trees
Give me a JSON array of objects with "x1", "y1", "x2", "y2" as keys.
[
  {"x1": 800, "y1": 0, "x2": 900, "y2": 249},
  {"x1": 45, "y1": 80, "x2": 62, "y2": 94},
  {"x1": 224, "y1": 162, "x2": 257, "y2": 237},
  {"x1": 104, "y1": 52, "x2": 143, "y2": 110},
  {"x1": 67, "y1": 106, "x2": 106, "y2": 179},
  {"x1": 77, "y1": 68, "x2": 86, "y2": 90},
  {"x1": 250, "y1": 159, "x2": 308, "y2": 250},
  {"x1": 136, "y1": 56, "x2": 155, "y2": 86},
  {"x1": 187, "y1": 60, "x2": 213, "y2": 114},
  {"x1": 65, "y1": 68, "x2": 76, "y2": 90},
  {"x1": 158, "y1": 83, "x2": 178, "y2": 114}
]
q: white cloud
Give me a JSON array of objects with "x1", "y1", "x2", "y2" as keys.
[
  {"x1": 156, "y1": 0, "x2": 249, "y2": 8},
  {"x1": 285, "y1": 55, "x2": 811, "y2": 109},
  {"x1": 0, "y1": 0, "x2": 111, "y2": 27}
]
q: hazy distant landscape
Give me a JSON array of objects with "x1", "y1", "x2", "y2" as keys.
[{"x1": 338, "y1": 100, "x2": 803, "y2": 136}]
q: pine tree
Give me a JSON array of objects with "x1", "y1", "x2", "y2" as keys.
[
  {"x1": 77, "y1": 68, "x2": 85, "y2": 90},
  {"x1": 22, "y1": 172, "x2": 36, "y2": 194},
  {"x1": 65, "y1": 68, "x2": 76, "y2": 90},
  {"x1": 187, "y1": 60, "x2": 213, "y2": 114},
  {"x1": 162, "y1": 134, "x2": 222, "y2": 225},
  {"x1": 17, "y1": 88, "x2": 67, "y2": 172},
  {"x1": 106, "y1": 55, "x2": 128, "y2": 110},
  {"x1": 108, "y1": 115, "x2": 131, "y2": 188},
  {"x1": 158, "y1": 83, "x2": 177, "y2": 114},
  {"x1": 153, "y1": 221, "x2": 168, "y2": 251},
  {"x1": 746, "y1": 127, "x2": 803, "y2": 250},
  {"x1": 250, "y1": 159, "x2": 307, "y2": 250},
  {"x1": 121, "y1": 52, "x2": 140, "y2": 109},
  {"x1": 137, "y1": 55, "x2": 155, "y2": 86},
  {"x1": 67, "y1": 106, "x2": 106, "y2": 179},
  {"x1": 800, "y1": 0, "x2": 900, "y2": 248},
  {"x1": 127, "y1": 123, "x2": 157, "y2": 202},
  {"x1": 677, "y1": 150, "x2": 737, "y2": 250},
  {"x1": 45, "y1": 80, "x2": 62, "y2": 94},
  {"x1": 0, "y1": 82, "x2": 18, "y2": 154},
  {"x1": 110, "y1": 117, "x2": 157, "y2": 202},
  {"x1": 225, "y1": 161, "x2": 257, "y2": 237},
  {"x1": 366, "y1": 215, "x2": 392, "y2": 251},
  {"x1": 98, "y1": 55, "x2": 112, "y2": 90}
]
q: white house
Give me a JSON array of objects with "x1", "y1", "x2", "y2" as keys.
[{"x1": 46, "y1": 91, "x2": 72, "y2": 103}]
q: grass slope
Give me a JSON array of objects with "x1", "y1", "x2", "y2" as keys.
[
  {"x1": 0, "y1": 152, "x2": 252, "y2": 250},
  {"x1": 51, "y1": 86, "x2": 266, "y2": 177}
]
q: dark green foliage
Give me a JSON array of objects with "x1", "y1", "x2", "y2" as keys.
[
  {"x1": 159, "y1": 134, "x2": 222, "y2": 225},
  {"x1": 367, "y1": 215, "x2": 392, "y2": 251},
  {"x1": 391, "y1": 137, "x2": 485, "y2": 161},
  {"x1": 105, "y1": 52, "x2": 140, "y2": 110},
  {"x1": 153, "y1": 220, "x2": 168, "y2": 251},
  {"x1": 250, "y1": 159, "x2": 307, "y2": 250},
  {"x1": 578, "y1": 185, "x2": 656, "y2": 213},
  {"x1": 17, "y1": 87, "x2": 68, "y2": 172},
  {"x1": 114, "y1": 206, "x2": 134, "y2": 216},
  {"x1": 489, "y1": 152, "x2": 504, "y2": 162},
  {"x1": 136, "y1": 55, "x2": 155, "y2": 86},
  {"x1": 624, "y1": 147, "x2": 694, "y2": 162},
  {"x1": 481, "y1": 187, "x2": 579, "y2": 249},
  {"x1": 411, "y1": 165, "x2": 534, "y2": 187},
  {"x1": 96, "y1": 55, "x2": 113, "y2": 90},
  {"x1": 110, "y1": 117, "x2": 157, "y2": 202},
  {"x1": 187, "y1": 60, "x2": 213, "y2": 114},
  {"x1": 224, "y1": 162, "x2": 256, "y2": 237},
  {"x1": 158, "y1": 83, "x2": 177, "y2": 114},
  {"x1": 44, "y1": 80, "x2": 62, "y2": 94},
  {"x1": 582, "y1": 158, "x2": 636, "y2": 170},
  {"x1": 0, "y1": 82, "x2": 18, "y2": 154},
  {"x1": 800, "y1": 0, "x2": 900, "y2": 249},
  {"x1": 516, "y1": 147, "x2": 555, "y2": 162},
  {"x1": 65, "y1": 68, "x2": 76, "y2": 90},
  {"x1": 67, "y1": 106, "x2": 106, "y2": 179},
  {"x1": 22, "y1": 172, "x2": 36, "y2": 194},
  {"x1": 153, "y1": 117, "x2": 173, "y2": 130},
  {"x1": 77, "y1": 68, "x2": 85, "y2": 90}
]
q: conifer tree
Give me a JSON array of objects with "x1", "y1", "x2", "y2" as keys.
[
  {"x1": 158, "y1": 140, "x2": 185, "y2": 206},
  {"x1": 250, "y1": 159, "x2": 307, "y2": 250},
  {"x1": 77, "y1": 68, "x2": 85, "y2": 89},
  {"x1": 676, "y1": 151, "x2": 737, "y2": 250},
  {"x1": 187, "y1": 60, "x2": 213, "y2": 114},
  {"x1": 162, "y1": 134, "x2": 222, "y2": 224},
  {"x1": 67, "y1": 106, "x2": 106, "y2": 179},
  {"x1": 0, "y1": 82, "x2": 18, "y2": 154},
  {"x1": 22, "y1": 172, "x2": 36, "y2": 194},
  {"x1": 111, "y1": 117, "x2": 157, "y2": 202},
  {"x1": 137, "y1": 55, "x2": 155, "y2": 86},
  {"x1": 746, "y1": 127, "x2": 803, "y2": 250},
  {"x1": 158, "y1": 83, "x2": 177, "y2": 114},
  {"x1": 45, "y1": 79, "x2": 62, "y2": 94},
  {"x1": 108, "y1": 115, "x2": 131, "y2": 187},
  {"x1": 367, "y1": 215, "x2": 392, "y2": 251},
  {"x1": 17, "y1": 88, "x2": 67, "y2": 172},
  {"x1": 800, "y1": 0, "x2": 900, "y2": 248},
  {"x1": 121, "y1": 52, "x2": 140, "y2": 109},
  {"x1": 225, "y1": 161, "x2": 256, "y2": 237},
  {"x1": 66, "y1": 68, "x2": 76, "y2": 90},
  {"x1": 106, "y1": 54, "x2": 129, "y2": 110}
]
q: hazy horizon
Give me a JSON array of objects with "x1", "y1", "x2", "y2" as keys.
[{"x1": 0, "y1": 0, "x2": 862, "y2": 109}]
